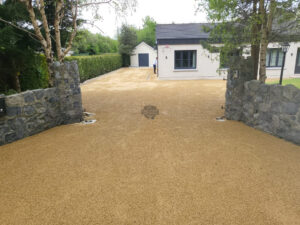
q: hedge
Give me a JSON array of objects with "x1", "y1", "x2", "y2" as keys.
[
  {"x1": 19, "y1": 54, "x2": 49, "y2": 91},
  {"x1": 0, "y1": 54, "x2": 49, "y2": 95},
  {"x1": 65, "y1": 53, "x2": 122, "y2": 82}
]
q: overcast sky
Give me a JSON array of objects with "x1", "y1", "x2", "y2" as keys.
[{"x1": 82, "y1": 0, "x2": 208, "y2": 39}]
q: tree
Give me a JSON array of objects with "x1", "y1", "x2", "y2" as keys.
[
  {"x1": 118, "y1": 24, "x2": 137, "y2": 66},
  {"x1": 197, "y1": 0, "x2": 300, "y2": 82},
  {"x1": 0, "y1": 0, "x2": 41, "y2": 93},
  {"x1": 72, "y1": 29, "x2": 119, "y2": 55},
  {"x1": 258, "y1": 0, "x2": 299, "y2": 82},
  {"x1": 16, "y1": 0, "x2": 136, "y2": 84},
  {"x1": 136, "y1": 16, "x2": 156, "y2": 47}
]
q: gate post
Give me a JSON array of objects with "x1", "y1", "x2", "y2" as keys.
[
  {"x1": 225, "y1": 57, "x2": 254, "y2": 121},
  {"x1": 52, "y1": 61, "x2": 83, "y2": 124}
]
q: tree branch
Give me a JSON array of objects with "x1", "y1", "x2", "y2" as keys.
[
  {"x1": 20, "y1": 0, "x2": 47, "y2": 49},
  {"x1": 63, "y1": 0, "x2": 78, "y2": 58},
  {"x1": 54, "y1": 0, "x2": 64, "y2": 61},
  {"x1": 39, "y1": 0, "x2": 52, "y2": 58},
  {"x1": 79, "y1": 0, "x2": 113, "y2": 7},
  {"x1": 0, "y1": 17, "x2": 40, "y2": 42}
]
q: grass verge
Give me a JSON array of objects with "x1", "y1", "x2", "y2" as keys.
[{"x1": 267, "y1": 78, "x2": 300, "y2": 89}]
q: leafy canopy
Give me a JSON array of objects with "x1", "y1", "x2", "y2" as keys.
[
  {"x1": 136, "y1": 16, "x2": 156, "y2": 47},
  {"x1": 72, "y1": 29, "x2": 119, "y2": 55}
]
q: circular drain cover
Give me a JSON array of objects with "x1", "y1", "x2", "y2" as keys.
[{"x1": 141, "y1": 105, "x2": 159, "y2": 119}]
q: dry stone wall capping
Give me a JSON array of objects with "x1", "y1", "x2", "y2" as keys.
[
  {"x1": 0, "y1": 61, "x2": 83, "y2": 146},
  {"x1": 226, "y1": 72, "x2": 300, "y2": 145}
]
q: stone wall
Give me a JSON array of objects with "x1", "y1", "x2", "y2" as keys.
[
  {"x1": 242, "y1": 81, "x2": 300, "y2": 145},
  {"x1": 226, "y1": 72, "x2": 300, "y2": 145},
  {"x1": 0, "y1": 61, "x2": 83, "y2": 146}
]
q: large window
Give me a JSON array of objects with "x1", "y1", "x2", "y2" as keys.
[
  {"x1": 266, "y1": 48, "x2": 284, "y2": 67},
  {"x1": 175, "y1": 50, "x2": 197, "y2": 69}
]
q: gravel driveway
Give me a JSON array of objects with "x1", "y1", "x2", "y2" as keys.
[{"x1": 1, "y1": 68, "x2": 300, "y2": 225}]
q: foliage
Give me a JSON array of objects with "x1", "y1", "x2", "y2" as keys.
[
  {"x1": 72, "y1": 29, "x2": 119, "y2": 55},
  {"x1": 43, "y1": 0, "x2": 85, "y2": 57},
  {"x1": 118, "y1": 24, "x2": 137, "y2": 55},
  {"x1": 118, "y1": 24, "x2": 137, "y2": 66},
  {"x1": 14, "y1": 0, "x2": 136, "y2": 73},
  {"x1": 65, "y1": 54, "x2": 122, "y2": 82},
  {"x1": 197, "y1": 0, "x2": 300, "y2": 81},
  {"x1": 136, "y1": 16, "x2": 156, "y2": 47},
  {"x1": 0, "y1": 52, "x2": 49, "y2": 94},
  {"x1": 0, "y1": 0, "x2": 48, "y2": 94},
  {"x1": 19, "y1": 55, "x2": 49, "y2": 91}
]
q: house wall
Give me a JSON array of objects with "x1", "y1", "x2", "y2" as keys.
[
  {"x1": 157, "y1": 42, "x2": 300, "y2": 80},
  {"x1": 130, "y1": 42, "x2": 157, "y2": 68},
  {"x1": 265, "y1": 42, "x2": 300, "y2": 78},
  {"x1": 157, "y1": 44, "x2": 223, "y2": 80}
]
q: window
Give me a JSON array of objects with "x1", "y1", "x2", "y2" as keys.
[
  {"x1": 266, "y1": 49, "x2": 284, "y2": 67},
  {"x1": 174, "y1": 50, "x2": 196, "y2": 69},
  {"x1": 297, "y1": 49, "x2": 300, "y2": 66}
]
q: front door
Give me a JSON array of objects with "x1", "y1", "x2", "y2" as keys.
[
  {"x1": 138, "y1": 54, "x2": 149, "y2": 67},
  {"x1": 295, "y1": 48, "x2": 300, "y2": 74}
]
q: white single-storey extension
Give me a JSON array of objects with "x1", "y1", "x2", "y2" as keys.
[
  {"x1": 156, "y1": 23, "x2": 300, "y2": 80},
  {"x1": 130, "y1": 42, "x2": 157, "y2": 68}
]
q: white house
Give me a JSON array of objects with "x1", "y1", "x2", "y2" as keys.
[
  {"x1": 130, "y1": 42, "x2": 157, "y2": 68},
  {"x1": 156, "y1": 23, "x2": 300, "y2": 80}
]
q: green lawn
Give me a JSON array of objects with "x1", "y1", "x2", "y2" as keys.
[{"x1": 267, "y1": 78, "x2": 300, "y2": 89}]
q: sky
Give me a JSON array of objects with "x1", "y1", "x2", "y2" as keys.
[{"x1": 82, "y1": 0, "x2": 208, "y2": 39}]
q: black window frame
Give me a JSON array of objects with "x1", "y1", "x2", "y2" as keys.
[
  {"x1": 174, "y1": 50, "x2": 197, "y2": 70},
  {"x1": 266, "y1": 48, "x2": 284, "y2": 67}
]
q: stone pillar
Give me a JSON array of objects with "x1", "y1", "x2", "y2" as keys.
[
  {"x1": 225, "y1": 57, "x2": 255, "y2": 120},
  {"x1": 52, "y1": 61, "x2": 83, "y2": 124}
]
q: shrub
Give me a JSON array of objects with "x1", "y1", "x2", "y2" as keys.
[
  {"x1": 0, "y1": 53, "x2": 49, "y2": 94},
  {"x1": 65, "y1": 53, "x2": 122, "y2": 82},
  {"x1": 19, "y1": 54, "x2": 49, "y2": 91}
]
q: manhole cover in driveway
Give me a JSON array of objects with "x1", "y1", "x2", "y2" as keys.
[{"x1": 141, "y1": 105, "x2": 159, "y2": 119}]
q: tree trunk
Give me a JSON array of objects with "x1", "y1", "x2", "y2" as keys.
[
  {"x1": 251, "y1": 44, "x2": 260, "y2": 79},
  {"x1": 11, "y1": 60, "x2": 21, "y2": 92},
  {"x1": 54, "y1": 0, "x2": 64, "y2": 62},
  {"x1": 11, "y1": 72, "x2": 21, "y2": 92},
  {"x1": 21, "y1": 0, "x2": 53, "y2": 86},
  {"x1": 39, "y1": 0, "x2": 52, "y2": 62},
  {"x1": 259, "y1": 30, "x2": 268, "y2": 82},
  {"x1": 251, "y1": 0, "x2": 260, "y2": 80},
  {"x1": 259, "y1": 0, "x2": 275, "y2": 83}
]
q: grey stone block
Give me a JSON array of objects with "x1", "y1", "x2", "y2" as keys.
[
  {"x1": 24, "y1": 105, "x2": 36, "y2": 116},
  {"x1": 5, "y1": 132, "x2": 17, "y2": 143},
  {"x1": 282, "y1": 102, "x2": 298, "y2": 115},
  {"x1": 5, "y1": 94, "x2": 24, "y2": 106},
  {"x1": 258, "y1": 103, "x2": 270, "y2": 112},
  {"x1": 35, "y1": 103, "x2": 47, "y2": 114},
  {"x1": 282, "y1": 84, "x2": 298, "y2": 100},
  {"x1": 6, "y1": 107, "x2": 22, "y2": 117},
  {"x1": 248, "y1": 80, "x2": 261, "y2": 92},
  {"x1": 271, "y1": 102, "x2": 281, "y2": 113},
  {"x1": 33, "y1": 90, "x2": 44, "y2": 100},
  {"x1": 23, "y1": 92, "x2": 34, "y2": 103}
]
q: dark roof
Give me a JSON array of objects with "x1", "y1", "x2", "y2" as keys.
[
  {"x1": 156, "y1": 23, "x2": 213, "y2": 40},
  {"x1": 156, "y1": 22, "x2": 300, "y2": 43}
]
